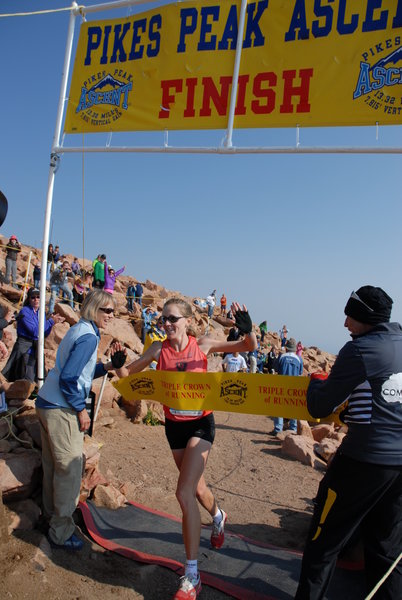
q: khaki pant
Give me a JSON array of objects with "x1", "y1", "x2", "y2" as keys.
[{"x1": 37, "y1": 407, "x2": 83, "y2": 544}]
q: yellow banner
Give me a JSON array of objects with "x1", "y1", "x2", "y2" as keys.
[
  {"x1": 113, "y1": 371, "x2": 342, "y2": 424},
  {"x1": 65, "y1": 0, "x2": 402, "y2": 133}
]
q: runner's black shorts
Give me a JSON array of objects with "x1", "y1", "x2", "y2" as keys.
[{"x1": 165, "y1": 413, "x2": 215, "y2": 450}]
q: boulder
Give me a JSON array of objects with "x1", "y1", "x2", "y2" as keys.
[
  {"x1": 281, "y1": 434, "x2": 325, "y2": 470},
  {"x1": 92, "y1": 484, "x2": 126, "y2": 509},
  {"x1": 103, "y1": 317, "x2": 143, "y2": 353},
  {"x1": 5, "y1": 380, "x2": 35, "y2": 400},
  {"x1": 315, "y1": 436, "x2": 344, "y2": 464},
  {"x1": 54, "y1": 302, "x2": 79, "y2": 326},
  {"x1": 0, "y1": 448, "x2": 42, "y2": 501},
  {"x1": 44, "y1": 321, "x2": 70, "y2": 351},
  {"x1": 298, "y1": 420, "x2": 314, "y2": 439},
  {"x1": 7, "y1": 498, "x2": 41, "y2": 532},
  {"x1": 311, "y1": 423, "x2": 335, "y2": 442}
]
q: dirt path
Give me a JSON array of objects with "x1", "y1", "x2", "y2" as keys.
[{"x1": 1, "y1": 410, "x2": 324, "y2": 599}]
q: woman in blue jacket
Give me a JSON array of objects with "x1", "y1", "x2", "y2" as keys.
[{"x1": 36, "y1": 289, "x2": 126, "y2": 550}]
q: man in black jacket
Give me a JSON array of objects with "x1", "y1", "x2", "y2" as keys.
[{"x1": 295, "y1": 286, "x2": 402, "y2": 600}]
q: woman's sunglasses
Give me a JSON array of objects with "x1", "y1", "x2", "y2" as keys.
[
  {"x1": 161, "y1": 315, "x2": 185, "y2": 324},
  {"x1": 99, "y1": 307, "x2": 114, "y2": 314}
]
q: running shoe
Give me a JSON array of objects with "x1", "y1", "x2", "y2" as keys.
[
  {"x1": 173, "y1": 574, "x2": 201, "y2": 599},
  {"x1": 210, "y1": 509, "x2": 227, "y2": 549}
]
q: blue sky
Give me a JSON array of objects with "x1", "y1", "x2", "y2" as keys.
[{"x1": 1, "y1": 0, "x2": 401, "y2": 354}]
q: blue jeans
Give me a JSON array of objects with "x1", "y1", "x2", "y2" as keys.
[
  {"x1": 273, "y1": 417, "x2": 297, "y2": 433},
  {"x1": 49, "y1": 283, "x2": 74, "y2": 314}
]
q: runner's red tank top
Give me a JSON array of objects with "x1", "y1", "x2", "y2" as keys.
[{"x1": 157, "y1": 336, "x2": 211, "y2": 422}]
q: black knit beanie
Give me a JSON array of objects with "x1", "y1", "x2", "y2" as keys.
[{"x1": 344, "y1": 286, "x2": 393, "y2": 325}]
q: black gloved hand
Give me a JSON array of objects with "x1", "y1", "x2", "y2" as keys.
[
  {"x1": 111, "y1": 350, "x2": 127, "y2": 369},
  {"x1": 234, "y1": 310, "x2": 252, "y2": 334}
]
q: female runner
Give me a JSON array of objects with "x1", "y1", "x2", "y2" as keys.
[{"x1": 117, "y1": 298, "x2": 257, "y2": 600}]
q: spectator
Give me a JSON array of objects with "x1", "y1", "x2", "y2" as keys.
[
  {"x1": 126, "y1": 281, "x2": 136, "y2": 312},
  {"x1": 46, "y1": 243, "x2": 55, "y2": 281},
  {"x1": 266, "y1": 345, "x2": 278, "y2": 374},
  {"x1": 279, "y1": 324, "x2": 288, "y2": 349},
  {"x1": 33, "y1": 260, "x2": 41, "y2": 289},
  {"x1": 220, "y1": 293, "x2": 227, "y2": 316},
  {"x1": 296, "y1": 340, "x2": 304, "y2": 357},
  {"x1": 135, "y1": 282, "x2": 144, "y2": 307},
  {"x1": 4, "y1": 235, "x2": 21, "y2": 288},
  {"x1": 48, "y1": 260, "x2": 74, "y2": 314},
  {"x1": 206, "y1": 292, "x2": 216, "y2": 318},
  {"x1": 36, "y1": 290, "x2": 124, "y2": 550},
  {"x1": 53, "y1": 246, "x2": 61, "y2": 263},
  {"x1": 72, "y1": 272, "x2": 92, "y2": 310},
  {"x1": 71, "y1": 257, "x2": 81, "y2": 277},
  {"x1": 141, "y1": 306, "x2": 158, "y2": 344},
  {"x1": 93, "y1": 254, "x2": 106, "y2": 288},
  {"x1": 143, "y1": 317, "x2": 166, "y2": 369},
  {"x1": 259, "y1": 320, "x2": 268, "y2": 343},
  {"x1": 104, "y1": 262, "x2": 125, "y2": 294},
  {"x1": 295, "y1": 286, "x2": 402, "y2": 600},
  {"x1": 222, "y1": 351, "x2": 247, "y2": 372},
  {"x1": 2, "y1": 288, "x2": 64, "y2": 382},
  {"x1": 272, "y1": 338, "x2": 303, "y2": 435}
]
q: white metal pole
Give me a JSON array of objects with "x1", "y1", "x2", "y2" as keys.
[
  {"x1": 224, "y1": 0, "x2": 248, "y2": 149},
  {"x1": 37, "y1": 2, "x2": 79, "y2": 388}
]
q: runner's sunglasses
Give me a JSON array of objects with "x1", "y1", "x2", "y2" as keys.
[{"x1": 161, "y1": 315, "x2": 185, "y2": 324}]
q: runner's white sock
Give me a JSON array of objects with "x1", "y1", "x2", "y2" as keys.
[
  {"x1": 185, "y1": 560, "x2": 198, "y2": 581},
  {"x1": 213, "y1": 508, "x2": 223, "y2": 525}
]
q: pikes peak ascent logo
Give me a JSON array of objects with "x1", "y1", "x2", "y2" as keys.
[
  {"x1": 353, "y1": 38, "x2": 402, "y2": 116},
  {"x1": 130, "y1": 377, "x2": 155, "y2": 396},
  {"x1": 220, "y1": 379, "x2": 247, "y2": 406},
  {"x1": 74, "y1": 71, "x2": 133, "y2": 127}
]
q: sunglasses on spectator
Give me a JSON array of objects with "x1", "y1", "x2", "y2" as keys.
[
  {"x1": 350, "y1": 291, "x2": 374, "y2": 312},
  {"x1": 30, "y1": 295, "x2": 40, "y2": 300},
  {"x1": 161, "y1": 315, "x2": 185, "y2": 324},
  {"x1": 99, "y1": 307, "x2": 114, "y2": 314}
]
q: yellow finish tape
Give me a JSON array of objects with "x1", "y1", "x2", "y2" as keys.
[{"x1": 113, "y1": 370, "x2": 341, "y2": 424}]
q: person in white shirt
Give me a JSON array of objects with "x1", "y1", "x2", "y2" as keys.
[{"x1": 222, "y1": 352, "x2": 247, "y2": 372}]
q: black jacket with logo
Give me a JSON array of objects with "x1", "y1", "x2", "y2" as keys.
[{"x1": 307, "y1": 322, "x2": 402, "y2": 466}]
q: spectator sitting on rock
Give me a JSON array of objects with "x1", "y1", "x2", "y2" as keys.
[{"x1": 4, "y1": 235, "x2": 21, "y2": 288}]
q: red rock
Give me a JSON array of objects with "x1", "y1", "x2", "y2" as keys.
[
  {"x1": 0, "y1": 449, "x2": 42, "y2": 502},
  {"x1": 311, "y1": 423, "x2": 335, "y2": 442},
  {"x1": 92, "y1": 484, "x2": 126, "y2": 509}
]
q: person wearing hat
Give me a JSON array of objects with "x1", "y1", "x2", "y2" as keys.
[
  {"x1": 4, "y1": 234, "x2": 21, "y2": 288},
  {"x1": 295, "y1": 286, "x2": 402, "y2": 600},
  {"x1": 272, "y1": 337, "x2": 303, "y2": 435},
  {"x1": 2, "y1": 288, "x2": 64, "y2": 382}
]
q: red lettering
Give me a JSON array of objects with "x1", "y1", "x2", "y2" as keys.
[
  {"x1": 251, "y1": 72, "x2": 276, "y2": 114},
  {"x1": 280, "y1": 68, "x2": 313, "y2": 114},
  {"x1": 200, "y1": 75, "x2": 232, "y2": 116},
  {"x1": 159, "y1": 79, "x2": 183, "y2": 118}
]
